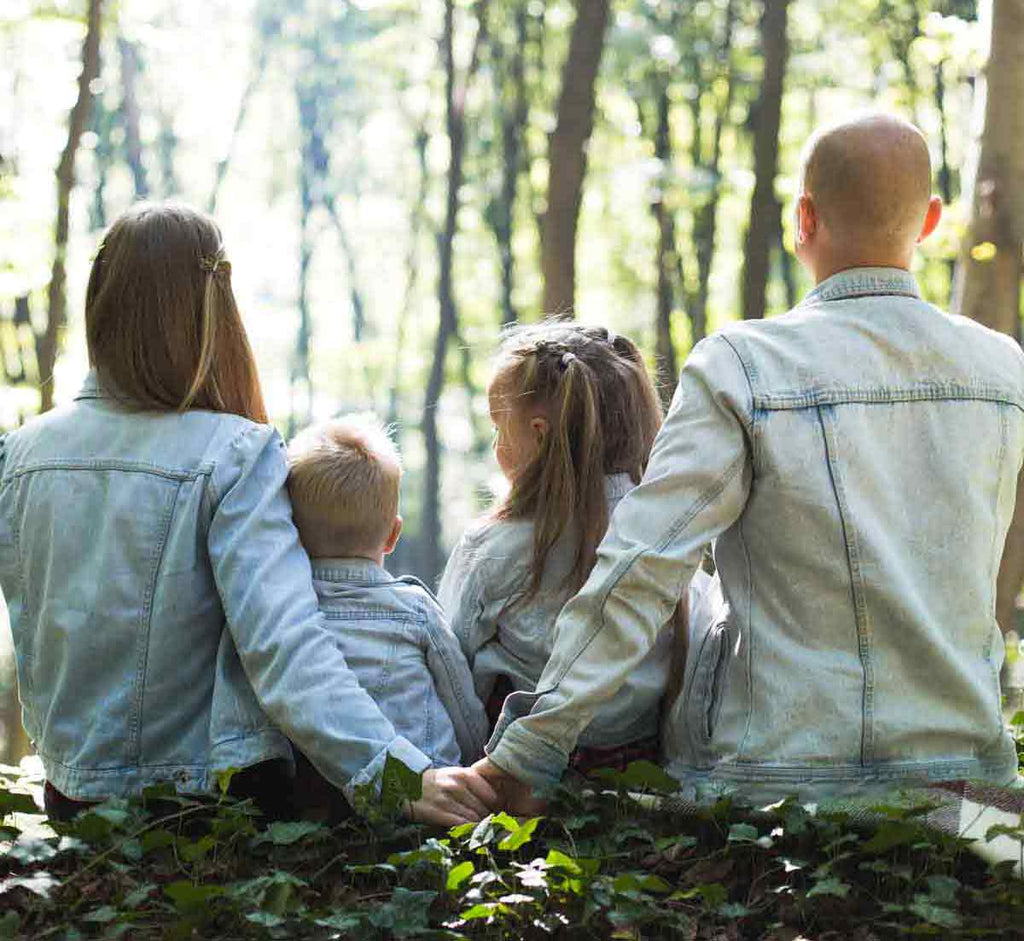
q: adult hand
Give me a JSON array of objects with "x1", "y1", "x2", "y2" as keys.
[
  {"x1": 471, "y1": 757, "x2": 548, "y2": 816},
  {"x1": 408, "y1": 767, "x2": 502, "y2": 827}
]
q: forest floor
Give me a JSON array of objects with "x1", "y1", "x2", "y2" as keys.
[{"x1": 1, "y1": 736, "x2": 1024, "y2": 940}]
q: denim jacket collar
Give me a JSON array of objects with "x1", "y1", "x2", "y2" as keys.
[
  {"x1": 805, "y1": 266, "x2": 919, "y2": 304},
  {"x1": 311, "y1": 557, "x2": 394, "y2": 585},
  {"x1": 74, "y1": 371, "x2": 105, "y2": 401}
]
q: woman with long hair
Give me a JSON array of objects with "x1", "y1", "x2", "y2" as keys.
[{"x1": 0, "y1": 202, "x2": 496, "y2": 825}]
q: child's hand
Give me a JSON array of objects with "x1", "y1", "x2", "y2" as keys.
[
  {"x1": 409, "y1": 767, "x2": 502, "y2": 827},
  {"x1": 471, "y1": 757, "x2": 548, "y2": 816}
]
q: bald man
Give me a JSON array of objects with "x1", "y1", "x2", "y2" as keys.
[{"x1": 473, "y1": 113, "x2": 1024, "y2": 807}]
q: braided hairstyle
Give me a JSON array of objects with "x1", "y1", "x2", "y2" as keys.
[{"x1": 490, "y1": 321, "x2": 663, "y2": 601}]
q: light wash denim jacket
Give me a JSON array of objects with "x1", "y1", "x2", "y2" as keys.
[
  {"x1": 488, "y1": 268, "x2": 1024, "y2": 801},
  {"x1": 439, "y1": 474, "x2": 676, "y2": 748},
  {"x1": 0, "y1": 375, "x2": 432, "y2": 802},
  {"x1": 311, "y1": 557, "x2": 488, "y2": 766}
]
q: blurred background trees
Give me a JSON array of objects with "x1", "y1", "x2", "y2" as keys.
[{"x1": 1, "y1": 0, "x2": 1022, "y2": 757}]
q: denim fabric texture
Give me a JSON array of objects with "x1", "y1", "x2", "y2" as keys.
[
  {"x1": 311, "y1": 557, "x2": 488, "y2": 766},
  {"x1": 439, "y1": 474, "x2": 679, "y2": 749},
  {"x1": 487, "y1": 267, "x2": 1024, "y2": 801},
  {"x1": 0, "y1": 375, "x2": 431, "y2": 802}
]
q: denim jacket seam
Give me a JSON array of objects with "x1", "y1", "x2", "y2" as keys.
[
  {"x1": 752, "y1": 385, "x2": 1024, "y2": 411},
  {"x1": 205, "y1": 423, "x2": 268, "y2": 510},
  {"x1": 983, "y1": 405, "x2": 1010, "y2": 666},
  {"x1": 816, "y1": 405, "x2": 874, "y2": 765},
  {"x1": 5, "y1": 459, "x2": 207, "y2": 483},
  {"x1": 129, "y1": 477, "x2": 184, "y2": 764}
]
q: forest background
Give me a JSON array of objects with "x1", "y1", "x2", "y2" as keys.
[{"x1": 0, "y1": 0, "x2": 1022, "y2": 768}]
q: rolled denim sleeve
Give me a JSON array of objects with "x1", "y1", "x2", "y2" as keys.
[
  {"x1": 421, "y1": 602, "x2": 489, "y2": 763},
  {"x1": 207, "y1": 424, "x2": 431, "y2": 801},
  {"x1": 486, "y1": 335, "x2": 754, "y2": 789}
]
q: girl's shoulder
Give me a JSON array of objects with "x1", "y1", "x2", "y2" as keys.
[{"x1": 458, "y1": 514, "x2": 535, "y2": 554}]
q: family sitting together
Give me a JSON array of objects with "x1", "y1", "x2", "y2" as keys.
[{"x1": 1, "y1": 113, "x2": 1021, "y2": 828}]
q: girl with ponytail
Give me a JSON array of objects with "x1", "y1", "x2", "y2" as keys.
[{"x1": 440, "y1": 321, "x2": 707, "y2": 771}]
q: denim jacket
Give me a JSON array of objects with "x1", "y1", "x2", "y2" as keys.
[
  {"x1": 488, "y1": 268, "x2": 1024, "y2": 801},
  {"x1": 0, "y1": 374, "x2": 432, "y2": 802},
  {"x1": 311, "y1": 558, "x2": 488, "y2": 766},
  {"x1": 439, "y1": 474, "x2": 676, "y2": 748}
]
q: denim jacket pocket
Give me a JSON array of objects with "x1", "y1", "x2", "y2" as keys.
[{"x1": 683, "y1": 617, "x2": 731, "y2": 766}]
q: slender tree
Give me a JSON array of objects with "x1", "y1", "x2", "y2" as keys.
[
  {"x1": 740, "y1": 0, "x2": 790, "y2": 321},
  {"x1": 541, "y1": 0, "x2": 611, "y2": 315},
  {"x1": 954, "y1": 0, "x2": 1024, "y2": 637},
  {"x1": 421, "y1": 0, "x2": 491, "y2": 581},
  {"x1": 38, "y1": 0, "x2": 104, "y2": 413}
]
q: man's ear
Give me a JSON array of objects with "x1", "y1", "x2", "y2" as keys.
[
  {"x1": 796, "y1": 193, "x2": 817, "y2": 245},
  {"x1": 530, "y1": 416, "x2": 549, "y2": 445},
  {"x1": 383, "y1": 516, "x2": 403, "y2": 556},
  {"x1": 917, "y1": 196, "x2": 942, "y2": 243}
]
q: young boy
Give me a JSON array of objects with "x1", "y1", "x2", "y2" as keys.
[{"x1": 286, "y1": 416, "x2": 488, "y2": 771}]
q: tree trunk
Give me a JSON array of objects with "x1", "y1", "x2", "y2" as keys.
[
  {"x1": 691, "y1": 0, "x2": 737, "y2": 345},
  {"x1": 490, "y1": 1, "x2": 529, "y2": 327},
  {"x1": 647, "y1": 83, "x2": 678, "y2": 406},
  {"x1": 422, "y1": 0, "x2": 490, "y2": 582},
  {"x1": 118, "y1": 37, "x2": 148, "y2": 199},
  {"x1": 38, "y1": 0, "x2": 103, "y2": 413},
  {"x1": 740, "y1": 0, "x2": 789, "y2": 321},
  {"x1": 540, "y1": 0, "x2": 611, "y2": 316},
  {"x1": 954, "y1": 0, "x2": 1024, "y2": 636}
]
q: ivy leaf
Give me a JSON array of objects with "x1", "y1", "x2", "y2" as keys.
[
  {"x1": 5, "y1": 837, "x2": 57, "y2": 864},
  {"x1": 0, "y1": 791, "x2": 38, "y2": 817},
  {"x1": 592, "y1": 760, "x2": 679, "y2": 794},
  {"x1": 122, "y1": 884, "x2": 156, "y2": 909},
  {"x1": 314, "y1": 913, "x2": 364, "y2": 931},
  {"x1": 806, "y1": 877, "x2": 850, "y2": 899},
  {"x1": 727, "y1": 822, "x2": 759, "y2": 844},
  {"x1": 718, "y1": 902, "x2": 752, "y2": 918},
  {"x1": 380, "y1": 755, "x2": 423, "y2": 815},
  {"x1": 164, "y1": 881, "x2": 227, "y2": 911},
  {"x1": 215, "y1": 767, "x2": 239, "y2": 796},
  {"x1": 860, "y1": 821, "x2": 920, "y2": 853},
  {"x1": 446, "y1": 860, "x2": 475, "y2": 891},
  {"x1": 252, "y1": 820, "x2": 326, "y2": 846},
  {"x1": 498, "y1": 816, "x2": 542, "y2": 851},
  {"x1": 909, "y1": 895, "x2": 962, "y2": 928},
  {"x1": 369, "y1": 887, "x2": 437, "y2": 938},
  {"x1": 81, "y1": 906, "x2": 119, "y2": 924},
  {"x1": 0, "y1": 871, "x2": 60, "y2": 899}
]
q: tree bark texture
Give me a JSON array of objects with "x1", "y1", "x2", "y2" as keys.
[
  {"x1": 649, "y1": 84, "x2": 678, "y2": 407},
  {"x1": 422, "y1": 0, "x2": 491, "y2": 582},
  {"x1": 954, "y1": 0, "x2": 1024, "y2": 635},
  {"x1": 740, "y1": 0, "x2": 789, "y2": 321},
  {"x1": 540, "y1": 0, "x2": 611, "y2": 316},
  {"x1": 38, "y1": 0, "x2": 103, "y2": 413},
  {"x1": 691, "y1": 0, "x2": 737, "y2": 345},
  {"x1": 118, "y1": 37, "x2": 148, "y2": 199}
]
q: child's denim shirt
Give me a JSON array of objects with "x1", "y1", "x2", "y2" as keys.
[
  {"x1": 439, "y1": 475, "x2": 678, "y2": 749},
  {"x1": 311, "y1": 558, "x2": 488, "y2": 766},
  {"x1": 488, "y1": 268, "x2": 1024, "y2": 801},
  {"x1": 0, "y1": 374, "x2": 432, "y2": 802}
]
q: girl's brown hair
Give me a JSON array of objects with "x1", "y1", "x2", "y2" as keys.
[
  {"x1": 491, "y1": 321, "x2": 663, "y2": 601},
  {"x1": 85, "y1": 202, "x2": 267, "y2": 423}
]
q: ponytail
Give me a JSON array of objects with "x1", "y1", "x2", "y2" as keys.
[{"x1": 493, "y1": 322, "x2": 663, "y2": 601}]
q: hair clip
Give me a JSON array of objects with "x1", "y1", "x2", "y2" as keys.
[
  {"x1": 559, "y1": 352, "x2": 576, "y2": 371},
  {"x1": 199, "y1": 250, "x2": 227, "y2": 275}
]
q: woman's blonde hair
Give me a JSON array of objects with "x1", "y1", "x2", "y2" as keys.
[
  {"x1": 85, "y1": 202, "x2": 267, "y2": 423},
  {"x1": 491, "y1": 321, "x2": 663, "y2": 601}
]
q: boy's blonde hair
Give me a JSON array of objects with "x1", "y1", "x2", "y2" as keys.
[{"x1": 286, "y1": 415, "x2": 402, "y2": 558}]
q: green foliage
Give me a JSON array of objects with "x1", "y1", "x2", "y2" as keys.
[{"x1": 1, "y1": 761, "x2": 1023, "y2": 940}]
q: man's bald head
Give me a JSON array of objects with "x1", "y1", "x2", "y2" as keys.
[{"x1": 800, "y1": 114, "x2": 932, "y2": 253}]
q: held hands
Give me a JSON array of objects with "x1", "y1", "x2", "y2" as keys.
[
  {"x1": 471, "y1": 757, "x2": 548, "y2": 816},
  {"x1": 404, "y1": 761, "x2": 548, "y2": 827},
  {"x1": 408, "y1": 767, "x2": 502, "y2": 827}
]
